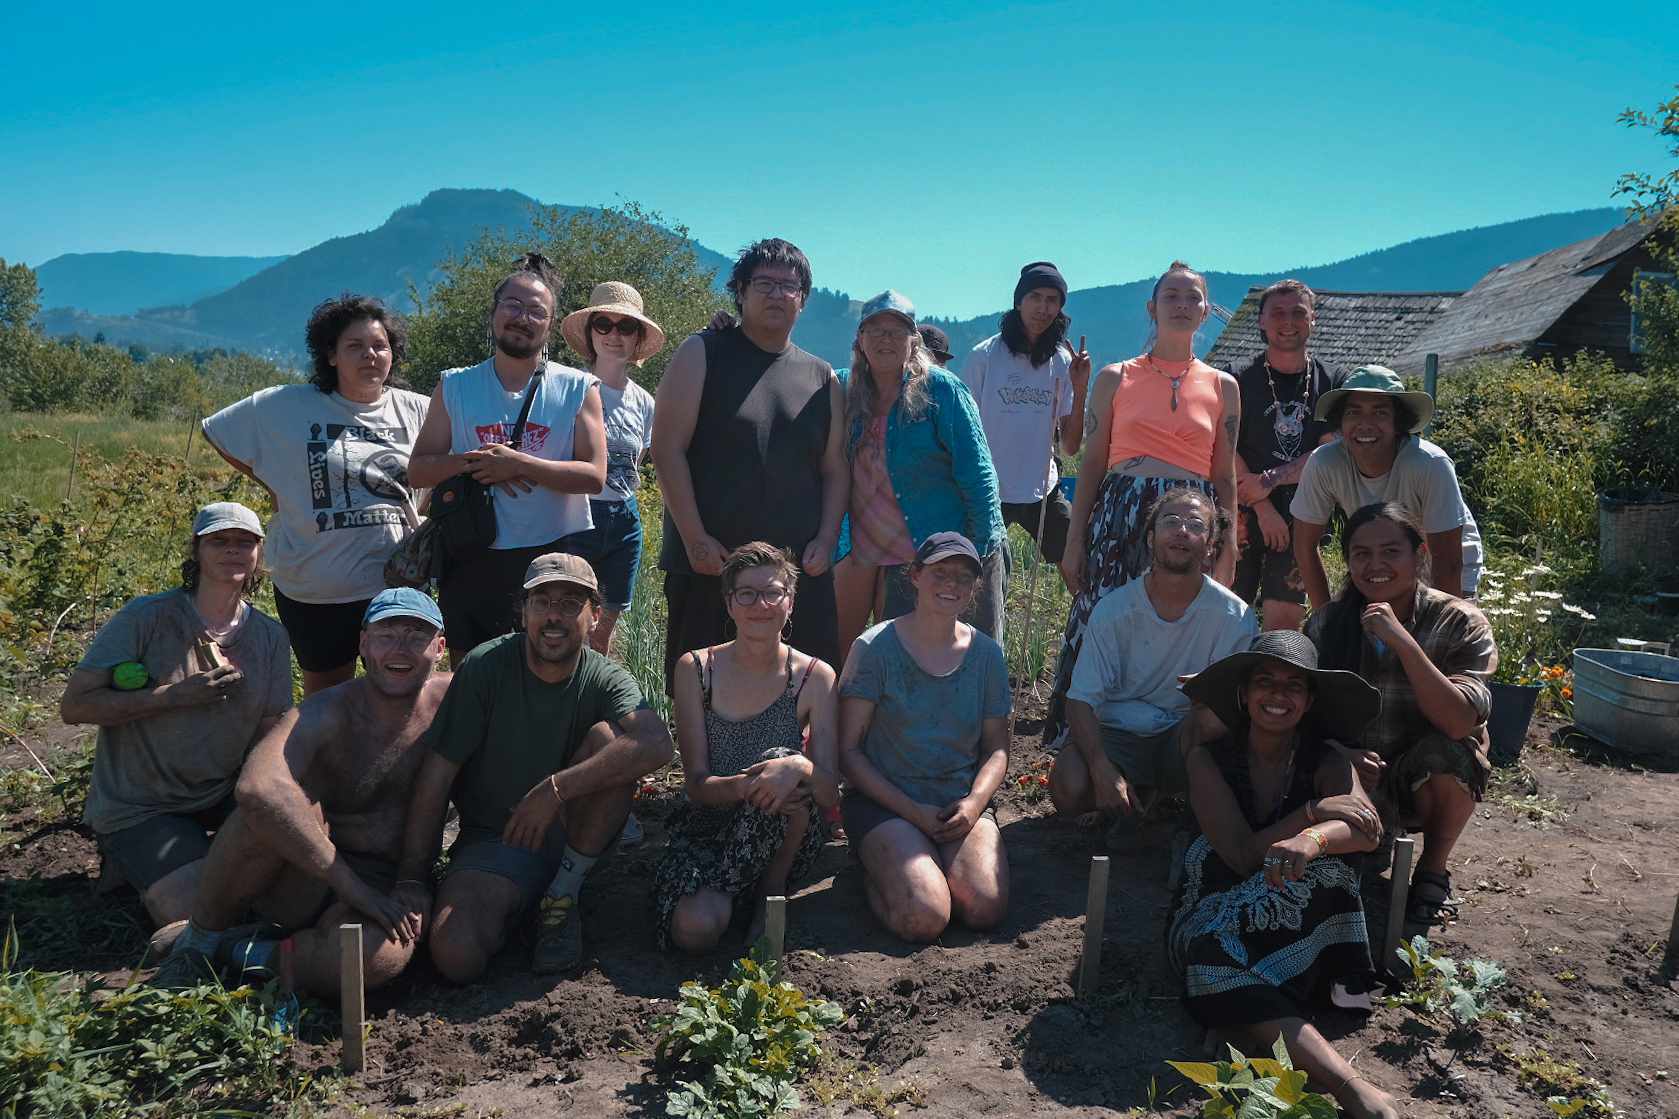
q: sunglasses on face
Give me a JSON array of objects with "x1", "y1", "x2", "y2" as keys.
[{"x1": 591, "y1": 317, "x2": 642, "y2": 336}]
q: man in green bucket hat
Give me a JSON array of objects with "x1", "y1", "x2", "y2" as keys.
[{"x1": 1290, "y1": 365, "x2": 1482, "y2": 605}]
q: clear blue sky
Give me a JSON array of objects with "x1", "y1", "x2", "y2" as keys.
[{"x1": 2, "y1": 0, "x2": 1672, "y2": 316}]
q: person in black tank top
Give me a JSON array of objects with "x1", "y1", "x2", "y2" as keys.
[{"x1": 652, "y1": 239, "x2": 848, "y2": 693}]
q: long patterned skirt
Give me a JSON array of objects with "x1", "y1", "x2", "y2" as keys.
[
  {"x1": 1042, "y1": 471, "x2": 1214, "y2": 749},
  {"x1": 1167, "y1": 835, "x2": 1373, "y2": 1027}
]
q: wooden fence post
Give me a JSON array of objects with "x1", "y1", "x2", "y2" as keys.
[
  {"x1": 764, "y1": 896, "x2": 787, "y2": 965},
  {"x1": 1383, "y1": 837, "x2": 1417, "y2": 974},
  {"x1": 340, "y1": 923, "x2": 365, "y2": 1073},
  {"x1": 1078, "y1": 855, "x2": 1111, "y2": 998}
]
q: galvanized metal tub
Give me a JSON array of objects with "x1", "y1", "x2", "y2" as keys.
[{"x1": 1571, "y1": 648, "x2": 1679, "y2": 766}]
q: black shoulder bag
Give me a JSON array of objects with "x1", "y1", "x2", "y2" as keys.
[{"x1": 431, "y1": 367, "x2": 545, "y2": 571}]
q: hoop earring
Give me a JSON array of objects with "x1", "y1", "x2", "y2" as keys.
[{"x1": 782, "y1": 616, "x2": 794, "y2": 641}]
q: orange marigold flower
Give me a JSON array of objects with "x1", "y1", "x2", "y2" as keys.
[{"x1": 1561, "y1": 686, "x2": 1573, "y2": 700}]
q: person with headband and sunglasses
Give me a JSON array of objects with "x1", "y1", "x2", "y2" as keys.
[
  {"x1": 409, "y1": 252, "x2": 608, "y2": 663},
  {"x1": 557, "y1": 282, "x2": 666, "y2": 655}
]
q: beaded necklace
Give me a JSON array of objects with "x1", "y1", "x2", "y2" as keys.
[{"x1": 1262, "y1": 353, "x2": 1313, "y2": 461}]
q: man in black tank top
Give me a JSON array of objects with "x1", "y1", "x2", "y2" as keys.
[{"x1": 652, "y1": 239, "x2": 848, "y2": 692}]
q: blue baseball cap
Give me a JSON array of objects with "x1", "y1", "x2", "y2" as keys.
[
  {"x1": 859, "y1": 289, "x2": 916, "y2": 329},
  {"x1": 362, "y1": 587, "x2": 444, "y2": 630}
]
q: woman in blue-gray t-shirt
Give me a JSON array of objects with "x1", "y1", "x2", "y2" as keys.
[{"x1": 838, "y1": 531, "x2": 1012, "y2": 943}]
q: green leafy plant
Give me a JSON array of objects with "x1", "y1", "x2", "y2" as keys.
[
  {"x1": 1508, "y1": 1047, "x2": 1622, "y2": 1117},
  {"x1": 0, "y1": 922, "x2": 323, "y2": 1117},
  {"x1": 1165, "y1": 1036, "x2": 1337, "y2": 1118},
  {"x1": 654, "y1": 950, "x2": 845, "y2": 1119},
  {"x1": 1386, "y1": 935, "x2": 1510, "y2": 1027}
]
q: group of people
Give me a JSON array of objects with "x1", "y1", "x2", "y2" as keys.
[{"x1": 60, "y1": 238, "x2": 1504, "y2": 1119}]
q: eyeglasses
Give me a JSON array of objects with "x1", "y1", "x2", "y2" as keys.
[
  {"x1": 1157, "y1": 513, "x2": 1211, "y2": 536},
  {"x1": 859, "y1": 325, "x2": 913, "y2": 341},
  {"x1": 591, "y1": 316, "x2": 642, "y2": 336},
  {"x1": 748, "y1": 278, "x2": 804, "y2": 298},
  {"x1": 365, "y1": 628, "x2": 437, "y2": 653},
  {"x1": 528, "y1": 592, "x2": 592, "y2": 615},
  {"x1": 729, "y1": 586, "x2": 790, "y2": 608},
  {"x1": 496, "y1": 297, "x2": 552, "y2": 323}
]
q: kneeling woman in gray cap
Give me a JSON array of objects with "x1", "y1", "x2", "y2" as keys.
[
  {"x1": 60, "y1": 502, "x2": 295, "y2": 930},
  {"x1": 838, "y1": 532, "x2": 1012, "y2": 943}
]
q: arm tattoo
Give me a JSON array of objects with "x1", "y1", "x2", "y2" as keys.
[
  {"x1": 1223, "y1": 415, "x2": 1238, "y2": 444},
  {"x1": 1083, "y1": 409, "x2": 1098, "y2": 438}
]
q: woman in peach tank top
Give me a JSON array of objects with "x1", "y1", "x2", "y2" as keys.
[{"x1": 1043, "y1": 262, "x2": 1241, "y2": 749}]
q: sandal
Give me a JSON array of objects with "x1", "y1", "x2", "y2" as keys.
[{"x1": 1403, "y1": 869, "x2": 1459, "y2": 938}]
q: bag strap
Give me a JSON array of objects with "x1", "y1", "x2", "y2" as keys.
[{"x1": 508, "y1": 366, "x2": 545, "y2": 450}]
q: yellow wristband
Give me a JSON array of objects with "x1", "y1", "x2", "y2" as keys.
[{"x1": 1304, "y1": 826, "x2": 1328, "y2": 854}]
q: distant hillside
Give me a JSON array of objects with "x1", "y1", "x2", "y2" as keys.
[
  {"x1": 41, "y1": 189, "x2": 730, "y2": 360},
  {"x1": 36, "y1": 195, "x2": 1624, "y2": 372},
  {"x1": 36, "y1": 251, "x2": 286, "y2": 315}
]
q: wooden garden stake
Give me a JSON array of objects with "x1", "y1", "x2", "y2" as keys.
[
  {"x1": 1078, "y1": 855, "x2": 1110, "y2": 998},
  {"x1": 340, "y1": 923, "x2": 365, "y2": 1073},
  {"x1": 1383, "y1": 837, "x2": 1417, "y2": 975},
  {"x1": 65, "y1": 430, "x2": 81, "y2": 501},
  {"x1": 764, "y1": 896, "x2": 787, "y2": 964},
  {"x1": 1661, "y1": 889, "x2": 1679, "y2": 981}
]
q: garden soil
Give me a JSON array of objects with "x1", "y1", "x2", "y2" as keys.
[{"x1": 4, "y1": 709, "x2": 1677, "y2": 1117}]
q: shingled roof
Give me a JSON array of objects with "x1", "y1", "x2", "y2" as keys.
[
  {"x1": 1393, "y1": 220, "x2": 1659, "y2": 371},
  {"x1": 1206, "y1": 289, "x2": 1461, "y2": 373}
]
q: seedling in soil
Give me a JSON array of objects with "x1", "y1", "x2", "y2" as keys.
[
  {"x1": 1166, "y1": 1035, "x2": 1338, "y2": 1118},
  {"x1": 1386, "y1": 935, "x2": 1513, "y2": 1028}
]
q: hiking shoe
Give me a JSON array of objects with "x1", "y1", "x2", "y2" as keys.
[
  {"x1": 532, "y1": 894, "x2": 583, "y2": 975},
  {"x1": 216, "y1": 924, "x2": 284, "y2": 984},
  {"x1": 151, "y1": 948, "x2": 221, "y2": 990},
  {"x1": 618, "y1": 812, "x2": 645, "y2": 851}
]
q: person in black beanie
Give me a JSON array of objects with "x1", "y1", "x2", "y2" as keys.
[{"x1": 958, "y1": 262, "x2": 1091, "y2": 590}]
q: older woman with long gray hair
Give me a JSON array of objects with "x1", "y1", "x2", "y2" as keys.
[{"x1": 831, "y1": 290, "x2": 1005, "y2": 664}]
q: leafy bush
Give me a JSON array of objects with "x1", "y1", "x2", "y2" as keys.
[
  {"x1": 405, "y1": 200, "x2": 726, "y2": 395},
  {"x1": 0, "y1": 926, "x2": 321, "y2": 1117},
  {"x1": 1477, "y1": 560, "x2": 1594, "y2": 693},
  {"x1": 1166, "y1": 1036, "x2": 1338, "y2": 1118},
  {"x1": 1386, "y1": 935, "x2": 1510, "y2": 1027},
  {"x1": 654, "y1": 952, "x2": 845, "y2": 1119}
]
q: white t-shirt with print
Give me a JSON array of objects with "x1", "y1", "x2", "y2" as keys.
[
  {"x1": 598, "y1": 378, "x2": 655, "y2": 503},
  {"x1": 441, "y1": 358, "x2": 597, "y2": 548},
  {"x1": 959, "y1": 333, "x2": 1074, "y2": 503},
  {"x1": 203, "y1": 383, "x2": 429, "y2": 604},
  {"x1": 1291, "y1": 435, "x2": 1484, "y2": 571}
]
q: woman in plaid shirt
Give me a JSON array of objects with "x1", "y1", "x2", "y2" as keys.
[{"x1": 1305, "y1": 503, "x2": 1497, "y2": 939}]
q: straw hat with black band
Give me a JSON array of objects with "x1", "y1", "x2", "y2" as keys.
[
  {"x1": 1181, "y1": 630, "x2": 1380, "y2": 744},
  {"x1": 560, "y1": 281, "x2": 667, "y2": 366}
]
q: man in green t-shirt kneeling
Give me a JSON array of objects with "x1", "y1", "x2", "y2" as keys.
[{"x1": 399, "y1": 553, "x2": 673, "y2": 979}]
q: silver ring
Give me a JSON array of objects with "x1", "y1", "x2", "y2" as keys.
[{"x1": 1263, "y1": 856, "x2": 1283, "y2": 867}]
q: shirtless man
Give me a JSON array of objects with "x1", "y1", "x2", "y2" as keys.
[{"x1": 151, "y1": 588, "x2": 450, "y2": 994}]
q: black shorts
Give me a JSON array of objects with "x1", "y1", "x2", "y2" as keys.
[
  {"x1": 1002, "y1": 490, "x2": 1072, "y2": 564},
  {"x1": 840, "y1": 792, "x2": 998, "y2": 847},
  {"x1": 662, "y1": 567, "x2": 837, "y2": 695},
  {"x1": 439, "y1": 537, "x2": 575, "y2": 655},
  {"x1": 273, "y1": 589, "x2": 372, "y2": 673},
  {"x1": 1233, "y1": 508, "x2": 1307, "y2": 607}
]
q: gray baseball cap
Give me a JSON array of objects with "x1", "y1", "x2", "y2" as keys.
[{"x1": 192, "y1": 501, "x2": 264, "y2": 538}]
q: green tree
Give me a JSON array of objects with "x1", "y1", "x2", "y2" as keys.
[
  {"x1": 0, "y1": 258, "x2": 40, "y2": 331},
  {"x1": 1617, "y1": 84, "x2": 1679, "y2": 371},
  {"x1": 405, "y1": 201, "x2": 724, "y2": 394}
]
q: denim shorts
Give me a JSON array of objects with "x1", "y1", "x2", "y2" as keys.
[{"x1": 559, "y1": 497, "x2": 643, "y2": 609}]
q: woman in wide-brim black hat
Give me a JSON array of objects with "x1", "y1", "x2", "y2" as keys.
[{"x1": 1167, "y1": 630, "x2": 1400, "y2": 1119}]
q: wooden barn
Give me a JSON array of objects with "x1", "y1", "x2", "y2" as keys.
[
  {"x1": 1206, "y1": 220, "x2": 1670, "y2": 375},
  {"x1": 1206, "y1": 290, "x2": 1461, "y2": 372}
]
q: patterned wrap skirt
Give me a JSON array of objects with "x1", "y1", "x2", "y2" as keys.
[
  {"x1": 1043, "y1": 471, "x2": 1214, "y2": 749},
  {"x1": 1167, "y1": 835, "x2": 1373, "y2": 1027},
  {"x1": 652, "y1": 747, "x2": 827, "y2": 950}
]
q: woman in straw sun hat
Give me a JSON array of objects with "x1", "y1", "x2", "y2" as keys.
[
  {"x1": 1169, "y1": 629, "x2": 1398, "y2": 1119},
  {"x1": 558, "y1": 281, "x2": 668, "y2": 653}
]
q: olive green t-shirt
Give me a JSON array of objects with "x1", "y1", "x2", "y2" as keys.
[{"x1": 427, "y1": 633, "x2": 647, "y2": 834}]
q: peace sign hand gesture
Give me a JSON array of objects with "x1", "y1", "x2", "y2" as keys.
[{"x1": 1068, "y1": 335, "x2": 1092, "y2": 391}]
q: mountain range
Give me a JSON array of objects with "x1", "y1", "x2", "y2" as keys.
[{"x1": 30, "y1": 190, "x2": 1625, "y2": 370}]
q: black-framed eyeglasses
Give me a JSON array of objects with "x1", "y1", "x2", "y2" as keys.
[
  {"x1": 591, "y1": 316, "x2": 643, "y2": 336},
  {"x1": 496, "y1": 297, "x2": 552, "y2": 323},
  {"x1": 748, "y1": 278, "x2": 804, "y2": 298},
  {"x1": 729, "y1": 586, "x2": 790, "y2": 608},
  {"x1": 528, "y1": 592, "x2": 592, "y2": 615}
]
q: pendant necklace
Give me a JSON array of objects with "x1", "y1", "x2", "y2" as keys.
[
  {"x1": 1264, "y1": 353, "x2": 1312, "y2": 461},
  {"x1": 1147, "y1": 354, "x2": 1191, "y2": 411}
]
